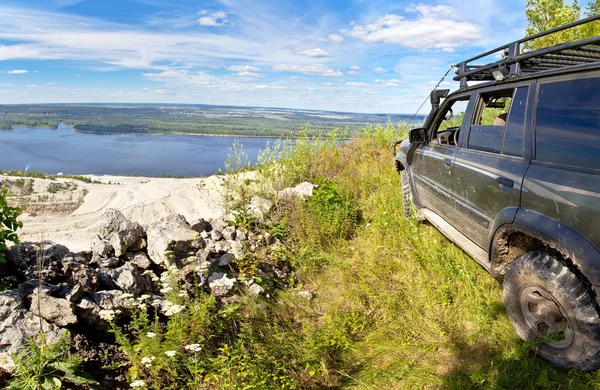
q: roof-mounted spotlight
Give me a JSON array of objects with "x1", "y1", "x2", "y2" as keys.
[{"x1": 492, "y1": 64, "x2": 509, "y2": 81}]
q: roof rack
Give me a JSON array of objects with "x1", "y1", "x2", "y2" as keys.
[{"x1": 454, "y1": 14, "x2": 600, "y2": 89}]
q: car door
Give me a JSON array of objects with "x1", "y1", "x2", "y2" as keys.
[
  {"x1": 452, "y1": 84, "x2": 533, "y2": 248},
  {"x1": 411, "y1": 93, "x2": 474, "y2": 223}
]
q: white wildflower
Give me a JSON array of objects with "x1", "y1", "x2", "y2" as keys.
[
  {"x1": 130, "y1": 379, "x2": 146, "y2": 387},
  {"x1": 151, "y1": 299, "x2": 163, "y2": 307},
  {"x1": 99, "y1": 309, "x2": 121, "y2": 321},
  {"x1": 164, "y1": 350, "x2": 177, "y2": 357},
  {"x1": 184, "y1": 344, "x2": 202, "y2": 352},
  {"x1": 162, "y1": 302, "x2": 185, "y2": 316},
  {"x1": 146, "y1": 332, "x2": 157, "y2": 338},
  {"x1": 121, "y1": 293, "x2": 134, "y2": 299},
  {"x1": 177, "y1": 291, "x2": 187, "y2": 298},
  {"x1": 141, "y1": 356, "x2": 155, "y2": 365},
  {"x1": 160, "y1": 287, "x2": 173, "y2": 294}
]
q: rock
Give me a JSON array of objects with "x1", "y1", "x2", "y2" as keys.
[
  {"x1": 210, "y1": 218, "x2": 228, "y2": 233},
  {"x1": 146, "y1": 214, "x2": 204, "y2": 265},
  {"x1": 128, "y1": 238, "x2": 147, "y2": 251},
  {"x1": 76, "y1": 298, "x2": 103, "y2": 328},
  {"x1": 191, "y1": 218, "x2": 212, "y2": 233},
  {"x1": 66, "y1": 284, "x2": 85, "y2": 303},
  {"x1": 0, "y1": 308, "x2": 64, "y2": 371},
  {"x1": 104, "y1": 263, "x2": 149, "y2": 295},
  {"x1": 222, "y1": 226, "x2": 237, "y2": 241},
  {"x1": 196, "y1": 248, "x2": 210, "y2": 262},
  {"x1": 97, "y1": 272, "x2": 118, "y2": 290},
  {"x1": 296, "y1": 290, "x2": 314, "y2": 300},
  {"x1": 63, "y1": 261, "x2": 99, "y2": 291},
  {"x1": 214, "y1": 240, "x2": 231, "y2": 254},
  {"x1": 30, "y1": 292, "x2": 77, "y2": 327},
  {"x1": 7, "y1": 241, "x2": 69, "y2": 269},
  {"x1": 130, "y1": 252, "x2": 152, "y2": 270},
  {"x1": 210, "y1": 230, "x2": 223, "y2": 241},
  {"x1": 97, "y1": 209, "x2": 145, "y2": 257},
  {"x1": 93, "y1": 290, "x2": 131, "y2": 311},
  {"x1": 98, "y1": 257, "x2": 121, "y2": 268},
  {"x1": 229, "y1": 241, "x2": 244, "y2": 259},
  {"x1": 218, "y1": 253, "x2": 235, "y2": 267},
  {"x1": 264, "y1": 232, "x2": 277, "y2": 246},
  {"x1": 0, "y1": 290, "x2": 23, "y2": 320},
  {"x1": 92, "y1": 239, "x2": 113, "y2": 259},
  {"x1": 248, "y1": 283, "x2": 264, "y2": 296},
  {"x1": 17, "y1": 280, "x2": 44, "y2": 301},
  {"x1": 63, "y1": 251, "x2": 90, "y2": 264},
  {"x1": 200, "y1": 231, "x2": 210, "y2": 239},
  {"x1": 179, "y1": 261, "x2": 212, "y2": 284},
  {"x1": 235, "y1": 230, "x2": 247, "y2": 241},
  {"x1": 246, "y1": 196, "x2": 273, "y2": 222},
  {"x1": 208, "y1": 273, "x2": 236, "y2": 297},
  {"x1": 278, "y1": 182, "x2": 318, "y2": 200}
]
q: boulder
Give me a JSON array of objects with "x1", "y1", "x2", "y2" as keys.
[
  {"x1": 278, "y1": 182, "x2": 318, "y2": 200},
  {"x1": 93, "y1": 290, "x2": 132, "y2": 312},
  {"x1": 130, "y1": 252, "x2": 152, "y2": 270},
  {"x1": 66, "y1": 284, "x2": 85, "y2": 303},
  {"x1": 98, "y1": 257, "x2": 122, "y2": 269},
  {"x1": 229, "y1": 241, "x2": 244, "y2": 259},
  {"x1": 246, "y1": 196, "x2": 273, "y2": 222},
  {"x1": 63, "y1": 261, "x2": 99, "y2": 291},
  {"x1": 248, "y1": 283, "x2": 265, "y2": 296},
  {"x1": 222, "y1": 226, "x2": 237, "y2": 241},
  {"x1": 92, "y1": 239, "x2": 113, "y2": 259},
  {"x1": 218, "y1": 253, "x2": 235, "y2": 267},
  {"x1": 30, "y1": 291, "x2": 77, "y2": 327},
  {"x1": 104, "y1": 263, "x2": 149, "y2": 295},
  {"x1": 97, "y1": 209, "x2": 144, "y2": 257},
  {"x1": 75, "y1": 298, "x2": 103, "y2": 329},
  {"x1": 146, "y1": 214, "x2": 204, "y2": 265},
  {"x1": 208, "y1": 273, "x2": 236, "y2": 297}
]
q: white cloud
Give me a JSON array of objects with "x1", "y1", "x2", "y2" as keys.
[
  {"x1": 345, "y1": 82, "x2": 369, "y2": 87},
  {"x1": 198, "y1": 11, "x2": 228, "y2": 26},
  {"x1": 350, "y1": 65, "x2": 360, "y2": 70},
  {"x1": 294, "y1": 48, "x2": 330, "y2": 58},
  {"x1": 347, "y1": 70, "x2": 360, "y2": 75},
  {"x1": 237, "y1": 71, "x2": 264, "y2": 78},
  {"x1": 374, "y1": 67, "x2": 386, "y2": 73},
  {"x1": 227, "y1": 65, "x2": 261, "y2": 72},
  {"x1": 340, "y1": 5, "x2": 482, "y2": 52},
  {"x1": 327, "y1": 34, "x2": 343, "y2": 43},
  {"x1": 273, "y1": 64, "x2": 342, "y2": 77},
  {"x1": 5, "y1": 69, "x2": 28, "y2": 74}
]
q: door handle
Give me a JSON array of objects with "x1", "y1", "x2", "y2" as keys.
[
  {"x1": 443, "y1": 158, "x2": 452, "y2": 168},
  {"x1": 496, "y1": 177, "x2": 514, "y2": 188}
]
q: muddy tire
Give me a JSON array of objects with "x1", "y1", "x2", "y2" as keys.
[
  {"x1": 401, "y1": 170, "x2": 414, "y2": 218},
  {"x1": 503, "y1": 251, "x2": 600, "y2": 371}
]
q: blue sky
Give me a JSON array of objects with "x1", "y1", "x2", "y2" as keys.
[{"x1": 0, "y1": 0, "x2": 589, "y2": 113}]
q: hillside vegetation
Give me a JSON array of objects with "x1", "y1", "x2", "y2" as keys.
[{"x1": 81, "y1": 126, "x2": 600, "y2": 388}]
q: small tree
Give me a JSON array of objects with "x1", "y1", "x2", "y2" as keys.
[{"x1": 0, "y1": 188, "x2": 23, "y2": 262}]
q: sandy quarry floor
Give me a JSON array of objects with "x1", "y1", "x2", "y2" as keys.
[{"x1": 2, "y1": 173, "x2": 254, "y2": 252}]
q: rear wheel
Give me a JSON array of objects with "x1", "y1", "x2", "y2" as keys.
[
  {"x1": 401, "y1": 170, "x2": 414, "y2": 218},
  {"x1": 503, "y1": 251, "x2": 600, "y2": 371}
]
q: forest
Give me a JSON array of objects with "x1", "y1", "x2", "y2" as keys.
[{"x1": 0, "y1": 104, "x2": 418, "y2": 137}]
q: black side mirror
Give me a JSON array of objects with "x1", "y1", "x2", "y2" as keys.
[{"x1": 408, "y1": 128, "x2": 426, "y2": 144}]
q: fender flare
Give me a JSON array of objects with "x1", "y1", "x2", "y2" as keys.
[{"x1": 491, "y1": 209, "x2": 600, "y2": 298}]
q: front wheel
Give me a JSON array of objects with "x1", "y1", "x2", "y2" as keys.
[{"x1": 503, "y1": 251, "x2": 600, "y2": 371}]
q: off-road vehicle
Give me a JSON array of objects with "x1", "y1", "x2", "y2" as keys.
[{"x1": 394, "y1": 15, "x2": 600, "y2": 371}]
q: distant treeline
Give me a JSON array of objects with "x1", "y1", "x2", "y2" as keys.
[{"x1": 0, "y1": 104, "x2": 422, "y2": 137}]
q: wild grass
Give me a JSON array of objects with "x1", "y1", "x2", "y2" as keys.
[{"x1": 111, "y1": 123, "x2": 600, "y2": 389}]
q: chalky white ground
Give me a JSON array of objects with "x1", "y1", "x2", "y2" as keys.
[{"x1": 17, "y1": 173, "x2": 255, "y2": 252}]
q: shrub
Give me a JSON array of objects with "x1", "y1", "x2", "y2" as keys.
[{"x1": 0, "y1": 188, "x2": 22, "y2": 263}]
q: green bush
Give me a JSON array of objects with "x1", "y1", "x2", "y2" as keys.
[{"x1": 0, "y1": 188, "x2": 22, "y2": 263}]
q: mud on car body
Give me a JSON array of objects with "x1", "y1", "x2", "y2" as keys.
[{"x1": 394, "y1": 14, "x2": 600, "y2": 371}]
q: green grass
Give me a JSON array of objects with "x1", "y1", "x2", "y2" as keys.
[{"x1": 108, "y1": 124, "x2": 600, "y2": 389}]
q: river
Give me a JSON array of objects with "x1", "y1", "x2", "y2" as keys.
[{"x1": 0, "y1": 124, "x2": 276, "y2": 176}]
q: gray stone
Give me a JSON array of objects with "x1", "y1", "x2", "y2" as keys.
[
  {"x1": 200, "y1": 230, "x2": 210, "y2": 239},
  {"x1": 218, "y1": 253, "x2": 235, "y2": 267},
  {"x1": 104, "y1": 263, "x2": 149, "y2": 295},
  {"x1": 229, "y1": 241, "x2": 244, "y2": 259},
  {"x1": 264, "y1": 232, "x2": 277, "y2": 246},
  {"x1": 235, "y1": 230, "x2": 247, "y2": 241},
  {"x1": 248, "y1": 283, "x2": 264, "y2": 296},
  {"x1": 246, "y1": 196, "x2": 273, "y2": 222},
  {"x1": 30, "y1": 292, "x2": 77, "y2": 327},
  {"x1": 210, "y1": 218, "x2": 228, "y2": 233},
  {"x1": 196, "y1": 248, "x2": 210, "y2": 262},
  {"x1": 76, "y1": 298, "x2": 103, "y2": 328},
  {"x1": 98, "y1": 257, "x2": 121, "y2": 268},
  {"x1": 66, "y1": 284, "x2": 84, "y2": 303},
  {"x1": 0, "y1": 290, "x2": 23, "y2": 321},
  {"x1": 63, "y1": 251, "x2": 89, "y2": 264},
  {"x1": 92, "y1": 238, "x2": 113, "y2": 258},
  {"x1": 97, "y1": 272, "x2": 118, "y2": 290},
  {"x1": 146, "y1": 214, "x2": 203, "y2": 265},
  {"x1": 214, "y1": 240, "x2": 231, "y2": 254},
  {"x1": 63, "y1": 261, "x2": 99, "y2": 291},
  {"x1": 97, "y1": 209, "x2": 145, "y2": 257},
  {"x1": 93, "y1": 290, "x2": 131, "y2": 311},
  {"x1": 130, "y1": 252, "x2": 152, "y2": 270},
  {"x1": 208, "y1": 273, "x2": 236, "y2": 297},
  {"x1": 296, "y1": 290, "x2": 314, "y2": 300},
  {"x1": 222, "y1": 226, "x2": 236, "y2": 241},
  {"x1": 278, "y1": 182, "x2": 318, "y2": 200},
  {"x1": 210, "y1": 230, "x2": 223, "y2": 241}
]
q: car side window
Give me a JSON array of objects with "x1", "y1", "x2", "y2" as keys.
[
  {"x1": 468, "y1": 90, "x2": 514, "y2": 154},
  {"x1": 502, "y1": 86, "x2": 528, "y2": 157},
  {"x1": 536, "y1": 77, "x2": 600, "y2": 169},
  {"x1": 430, "y1": 97, "x2": 470, "y2": 146}
]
